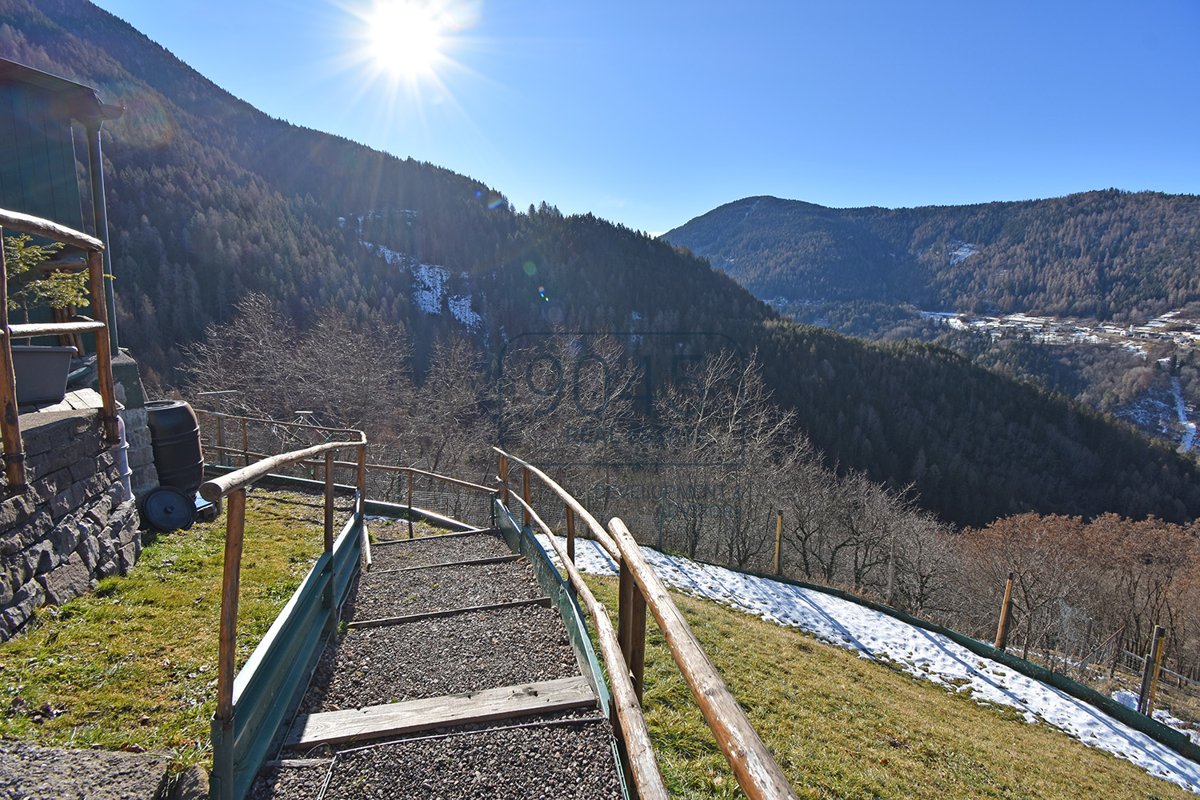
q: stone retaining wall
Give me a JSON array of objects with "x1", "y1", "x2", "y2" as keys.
[{"x1": 0, "y1": 412, "x2": 141, "y2": 640}]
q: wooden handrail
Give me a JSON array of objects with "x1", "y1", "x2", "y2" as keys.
[
  {"x1": 7, "y1": 320, "x2": 105, "y2": 337},
  {"x1": 607, "y1": 518, "x2": 797, "y2": 800},
  {"x1": 493, "y1": 447, "x2": 620, "y2": 558},
  {"x1": 196, "y1": 408, "x2": 363, "y2": 438},
  {"x1": 496, "y1": 449, "x2": 797, "y2": 799},
  {"x1": 204, "y1": 443, "x2": 498, "y2": 496},
  {"x1": 0, "y1": 208, "x2": 103, "y2": 252},
  {"x1": 199, "y1": 437, "x2": 366, "y2": 502},
  {"x1": 204, "y1": 429, "x2": 368, "y2": 741},
  {"x1": 507, "y1": 492, "x2": 669, "y2": 800}
]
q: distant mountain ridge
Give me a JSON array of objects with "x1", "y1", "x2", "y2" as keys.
[{"x1": 665, "y1": 191, "x2": 1200, "y2": 320}]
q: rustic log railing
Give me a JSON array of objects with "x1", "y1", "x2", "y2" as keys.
[
  {"x1": 199, "y1": 429, "x2": 367, "y2": 800},
  {"x1": 0, "y1": 207, "x2": 120, "y2": 491},
  {"x1": 495, "y1": 447, "x2": 798, "y2": 800},
  {"x1": 196, "y1": 410, "x2": 498, "y2": 538}
]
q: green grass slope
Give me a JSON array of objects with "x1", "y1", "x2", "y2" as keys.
[{"x1": 586, "y1": 577, "x2": 1194, "y2": 800}]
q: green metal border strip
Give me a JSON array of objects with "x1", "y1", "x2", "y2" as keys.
[
  {"x1": 493, "y1": 500, "x2": 631, "y2": 800},
  {"x1": 733, "y1": 565, "x2": 1200, "y2": 764},
  {"x1": 210, "y1": 511, "x2": 364, "y2": 800}
]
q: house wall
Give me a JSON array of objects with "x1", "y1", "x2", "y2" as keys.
[{"x1": 0, "y1": 412, "x2": 140, "y2": 639}]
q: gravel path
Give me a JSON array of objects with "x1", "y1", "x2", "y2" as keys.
[
  {"x1": 368, "y1": 532, "x2": 511, "y2": 571},
  {"x1": 256, "y1": 718, "x2": 622, "y2": 799},
  {"x1": 300, "y1": 604, "x2": 580, "y2": 712},
  {"x1": 345, "y1": 560, "x2": 544, "y2": 622},
  {"x1": 253, "y1": 515, "x2": 622, "y2": 796}
]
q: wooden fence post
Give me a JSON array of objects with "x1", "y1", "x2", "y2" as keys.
[
  {"x1": 1138, "y1": 625, "x2": 1167, "y2": 715},
  {"x1": 356, "y1": 444, "x2": 367, "y2": 515},
  {"x1": 216, "y1": 415, "x2": 226, "y2": 465},
  {"x1": 240, "y1": 417, "x2": 249, "y2": 467},
  {"x1": 323, "y1": 450, "x2": 337, "y2": 632},
  {"x1": 498, "y1": 453, "x2": 509, "y2": 505},
  {"x1": 994, "y1": 572, "x2": 1015, "y2": 651},
  {"x1": 773, "y1": 510, "x2": 783, "y2": 576},
  {"x1": 323, "y1": 450, "x2": 335, "y2": 553},
  {"x1": 618, "y1": 561, "x2": 645, "y2": 698},
  {"x1": 86, "y1": 250, "x2": 119, "y2": 445},
  {"x1": 357, "y1": 443, "x2": 371, "y2": 569},
  {"x1": 407, "y1": 469, "x2": 415, "y2": 539},
  {"x1": 521, "y1": 468, "x2": 532, "y2": 527},
  {"x1": 566, "y1": 506, "x2": 576, "y2": 563},
  {"x1": 628, "y1": 580, "x2": 647, "y2": 701},
  {"x1": 216, "y1": 488, "x2": 247, "y2": 734},
  {"x1": 0, "y1": 233, "x2": 26, "y2": 491}
]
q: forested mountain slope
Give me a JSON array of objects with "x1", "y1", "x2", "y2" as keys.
[
  {"x1": 759, "y1": 322, "x2": 1199, "y2": 526},
  {"x1": 4, "y1": 0, "x2": 1200, "y2": 528},
  {"x1": 0, "y1": 0, "x2": 761, "y2": 376},
  {"x1": 665, "y1": 192, "x2": 1200, "y2": 320}
]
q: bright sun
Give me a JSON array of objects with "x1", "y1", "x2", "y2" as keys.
[{"x1": 366, "y1": 1, "x2": 447, "y2": 80}]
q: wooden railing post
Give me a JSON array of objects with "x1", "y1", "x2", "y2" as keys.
[
  {"x1": 565, "y1": 506, "x2": 576, "y2": 563},
  {"x1": 323, "y1": 450, "x2": 338, "y2": 632},
  {"x1": 1138, "y1": 625, "x2": 1167, "y2": 715},
  {"x1": 617, "y1": 560, "x2": 647, "y2": 699},
  {"x1": 240, "y1": 417, "x2": 250, "y2": 467},
  {"x1": 618, "y1": 562, "x2": 633, "y2": 654},
  {"x1": 994, "y1": 572, "x2": 1015, "y2": 651},
  {"x1": 608, "y1": 518, "x2": 797, "y2": 799},
  {"x1": 86, "y1": 249, "x2": 119, "y2": 445},
  {"x1": 629, "y1": 579, "x2": 647, "y2": 701},
  {"x1": 498, "y1": 453, "x2": 509, "y2": 505},
  {"x1": 357, "y1": 444, "x2": 371, "y2": 569},
  {"x1": 521, "y1": 467, "x2": 532, "y2": 527},
  {"x1": 773, "y1": 510, "x2": 783, "y2": 576},
  {"x1": 356, "y1": 445, "x2": 367, "y2": 514},
  {"x1": 323, "y1": 450, "x2": 335, "y2": 553},
  {"x1": 216, "y1": 488, "x2": 247, "y2": 734},
  {"x1": 0, "y1": 231, "x2": 26, "y2": 491},
  {"x1": 406, "y1": 469, "x2": 415, "y2": 539},
  {"x1": 216, "y1": 415, "x2": 226, "y2": 465}
]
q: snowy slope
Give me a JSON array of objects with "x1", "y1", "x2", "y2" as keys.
[{"x1": 537, "y1": 534, "x2": 1200, "y2": 794}]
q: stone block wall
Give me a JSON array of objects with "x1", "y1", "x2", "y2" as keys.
[{"x1": 0, "y1": 412, "x2": 141, "y2": 640}]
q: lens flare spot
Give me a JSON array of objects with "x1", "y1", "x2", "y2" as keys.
[{"x1": 523, "y1": 261, "x2": 538, "y2": 277}]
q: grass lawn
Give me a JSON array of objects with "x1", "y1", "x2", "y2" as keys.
[
  {"x1": 585, "y1": 577, "x2": 1195, "y2": 800},
  {"x1": 0, "y1": 489, "x2": 346, "y2": 769}
]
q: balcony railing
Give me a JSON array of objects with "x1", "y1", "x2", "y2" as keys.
[{"x1": 0, "y1": 207, "x2": 119, "y2": 491}]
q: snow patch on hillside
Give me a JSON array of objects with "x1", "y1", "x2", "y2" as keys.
[
  {"x1": 948, "y1": 242, "x2": 978, "y2": 265},
  {"x1": 371, "y1": 243, "x2": 407, "y2": 267},
  {"x1": 412, "y1": 264, "x2": 449, "y2": 315},
  {"x1": 448, "y1": 294, "x2": 481, "y2": 329},
  {"x1": 538, "y1": 535, "x2": 1200, "y2": 793},
  {"x1": 1171, "y1": 377, "x2": 1197, "y2": 452}
]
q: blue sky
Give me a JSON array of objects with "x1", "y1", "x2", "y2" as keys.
[{"x1": 91, "y1": 0, "x2": 1199, "y2": 234}]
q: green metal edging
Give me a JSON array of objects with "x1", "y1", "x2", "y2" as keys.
[
  {"x1": 734, "y1": 565, "x2": 1200, "y2": 765},
  {"x1": 493, "y1": 500, "x2": 631, "y2": 800},
  {"x1": 210, "y1": 511, "x2": 364, "y2": 800}
]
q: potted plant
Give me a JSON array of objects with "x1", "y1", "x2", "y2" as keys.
[{"x1": 4, "y1": 233, "x2": 88, "y2": 405}]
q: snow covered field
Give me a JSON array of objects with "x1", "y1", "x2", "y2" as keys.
[{"x1": 537, "y1": 534, "x2": 1200, "y2": 794}]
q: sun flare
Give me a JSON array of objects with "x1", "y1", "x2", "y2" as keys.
[{"x1": 366, "y1": 1, "x2": 446, "y2": 79}]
